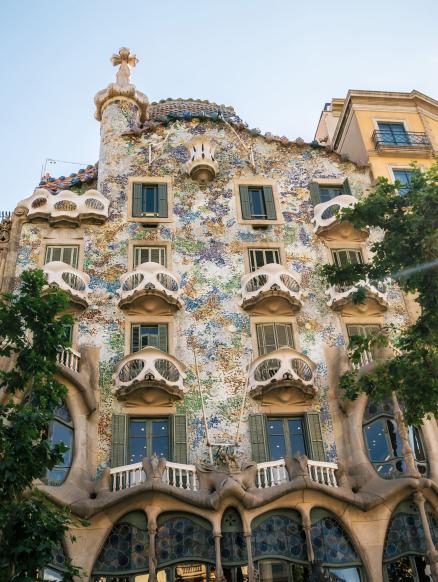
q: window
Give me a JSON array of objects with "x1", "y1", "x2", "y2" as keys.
[
  {"x1": 363, "y1": 399, "x2": 428, "y2": 478},
  {"x1": 332, "y1": 248, "x2": 363, "y2": 267},
  {"x1": 128, "y1": 417, "x2": 170, "y2": 463},
  {"x1": 308, "y1": 178, "x2": 351, "y2": 207},
  {"x1": 239, "y1": 185, "x2": 277, "y2": 221},
  {"x1": 45, "y1": 402, "x2": 74, "y2": 486},
  {"x1": 267, "y1": 417, "x2": 307, "y2": 461},
  {"x1": 377, "y1": 122, "x2": 409, "y2": 145},
  {"x1": 132, "y1": 183, "x2": 168, "y2": 218},
  {"x1": 44, "y1": 245, "x2": 79, "y2": 268},
  {"x1": 61, "y1": 323, "x2": 73, "y2": 346},
  {"x1": 133, "y1": 245, "x2": 167, "y2": 268},
  {"x1": 249, "y1": 248, "x2": 281, "y2": 272},
  {"x1": 131, "y1": 323, "x2": 168, "y2": 353},
  {"x1": 256, "y1": 323, "x2": 294, "y2": 355},
  {"x1": 393, "y1": 169, "x2": 414, "y2": 195}
]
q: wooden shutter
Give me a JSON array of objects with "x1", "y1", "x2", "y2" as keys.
[
  {"x1": 132, "y1": 183, "x2": 143, "y2": 217},
  {"x1": 158, "y1": 324, "x2": 168, "y2": 353},
  {"x1": 308, "y1": 182, "x2": 321, "y2": 205},
  {"x1": 263, "y1": 186, "x2": 277, "y2": 220},
  {"x1": 249, "y1": 414, "x2": 269, "y2": 462},
  {"x1": 111, "y1": 414, "x2": 128, "y2": 468},
  {"x1": 342, "y1": 178, "x2": 352, "y2": 196},
  {"x1": 239, "y1": 185, "x2": 252, "y2": 220},
  {"x1": 305, "y1": 412, "x2": 325, "y2": 461},
  {"x1": 157, "y1": 184, "x2": 168, "y2": 218},
  {"x1": 171, "y1": 414, "x2": 187, "y2": 463},
  {"x1": 131, "y1": 325, "x2": 140, "y2": 352}
]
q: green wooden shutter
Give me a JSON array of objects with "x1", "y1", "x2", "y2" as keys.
[
  {"x1": 157, "y1": 184, "x2": 168, "y2": 218},
  {"x1": 263, "y1": 186, "x2": 276, "y2": 220},
  {"x1": 342, "y1": 178, "x2": 352, "y2": 196},
  {"x1": 305, "y1": 412, "x2": 325, "y2": 461},
  {"x1": 158, "y1": 324, "x2": 168, "y2": 353},
  {"x1": 132, "y1": 183, "x2": 143, "y2": 217},
  {"x1": 171, "y1": 414, "x2": 187, "y2": 463},
  {"x1": 249, "y1": 414, "x2": 269, "y2": 462},
  {"x1": 239, "y1": 185, "x2": 252, "y2": 220},
  {"x1": 308, "y1": 182, "x2": 321, "y2": 205},
  {"x1": 111, "y1": 414, "x2": 128, "y2": 468},
  {"x1": 131, "y1": 324, "x2": 140, "y2": 352}
]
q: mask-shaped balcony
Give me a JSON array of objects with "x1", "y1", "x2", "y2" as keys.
[
  {"x1": 326, "y1": 279, "x2": 389, "y2": 315},
  {"x1": 117, "y1": 262, "x2": 183, "y2": 315},
  {"x1": 249, "y1": 347, "x2": 317, "y2": 404},
  {"x1": 113, "y1": 347, "x2": 186, "y2": 406},
  {"x1": 185, "y1": 137, "x2": 218, "y2": 184},
  {"x1": 240, "y1": 264, "x2": 302, "y2": 315},
  {"x1": 21, "y1": 188, "x2": 110, "y2": 227},
  {"x1": 43, "y1": 261, "x2": 90, "y2": 310},
  {"x1": 312, "y1": 195, "x2": 368, "y2": 241}
]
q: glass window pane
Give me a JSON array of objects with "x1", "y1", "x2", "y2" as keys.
[
  {"x1": 319, "y1": 187, "x2": 343, "y2": 202},
  {"x1": 129, "y1": 438, "x2": 147, "y2": 464},
  {"x1": 152, "y1": 420, "x2": 169, "y2": 437},
  {"x1": 130, "y1": 420, "x2": 147, "y2": 437},
  {"x1": 143, "y1": 186, "x2": 158, "y2": 214},
  {"x1": 249, "y1": 188, "x2": 266, "y2": 218},
  {"x1": 288, "y1": 419, "x2": 306, "y2": 456},
  {"x1": 328, "y1": 567, "x2": 361, "y2": 582},
  {"x1": 267, "y1": 420, "x2": 287, "y2": 460},
  {"x1": 364, "y1": 418, "x2": 390, "y2": 462},
  {"x1": 386, "y1": 557, "x2": 415, "y2": 582},
  {"x1": 51, "y1": 421, "x2": 73, "y2": 465},
  {"x1": 152, "y1": 437, "x2": 169, "y2": 459},
  {"x1": 140, "y1": 325, "x2": 159, "y2": 349}
]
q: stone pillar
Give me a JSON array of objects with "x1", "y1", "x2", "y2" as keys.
[
  {"x1": 148, "y1": 525, "x2": 158, "y2": 582},
  {"x1": 391, "y1": 391, "x2": 419, "y2": 477},
  {"x1": 301, "y1": 514, "x2": 315, "y2": 563},
  {"x1": 414, "y1": 492, "x2": 438, "y2": 581},
  {"x1": 214, "y1": 534, "x2": 226, "y2": 582},
  {"x1": 244, "y1": 532, "x2": 255, "y2": 582}
]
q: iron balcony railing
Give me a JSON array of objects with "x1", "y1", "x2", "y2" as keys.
[{"x1": 372, "y1": 130, "x2": 431, "y2": 150}]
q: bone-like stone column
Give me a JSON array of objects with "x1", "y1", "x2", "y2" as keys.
[
  {"x1": 244, "y1": 532, "x2": 255, "y2": 582},
  {"x1": 414, "y1": 492, "x2": 438, "y2": 582},
  {"x1": 214, "y1": 534, "x2": 226, "y2": 582},
  {"x1": 391, "y1": 391, "x2": 419, "y2": 477},
  {"x1": 148, "y1": 525, "x2": 158, "y2": 582}
]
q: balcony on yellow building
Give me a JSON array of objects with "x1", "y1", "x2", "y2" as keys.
[{"x1": 372, "y1": 129, "x2": 432, "y2": 157}]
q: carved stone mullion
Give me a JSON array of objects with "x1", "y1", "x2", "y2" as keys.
[
  {"x1": 244, "y1": 532, "x2": 255, "y2": 582},
  {"x1": 148, "y1": 526, "x2": 158, "y2": 582},
  {"x1": 214, "y1": 534, "x2": 226, "y2": 582},
  {"x1": 391, "y1": 391, "x2": 419, "y2": 477},
  {"x1": 302, "y1": 514, "x2": 315, "y2": 563},
  {"x1": 413, "y1": 492, "x2": 438, "y2": 582}
]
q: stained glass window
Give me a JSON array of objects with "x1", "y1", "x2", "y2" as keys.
[
  {"x1": 221, "y1": 508, "x2": 248, "y2": 565},
  {"x1": 156, "y1": 514, "x2": 215, "y2": 566},
  {"x1": 92, "y1": 512, "x2": 149, "y2": 575},
  {"x1": 311, "y1": 514, "x2": 359, "y2": 565},
  {"x1": 252, "y1": 512, "x2": 307, "y2": 563}
]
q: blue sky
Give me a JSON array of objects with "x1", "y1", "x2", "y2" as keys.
[{"x1": 1, "y1": 0, "x2": 438, "y2": 210}]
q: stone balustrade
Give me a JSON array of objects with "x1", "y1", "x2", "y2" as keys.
[
  {"x1": 326, "y1": 279, "x2": 388, "y2": 311},
  {"x1": 117, "y1": 262, "x2": 183, "y2": 311},
  {"x1": 109, "y1": 460, "x2": 198, "y2": 492},
  {"x1": 56, "y1": 347, "x2": 81, "y2": 373},
  {"x1": 240, "y1": 263, "x2": 302, "y2": 313},
  {"x1": 21, "y1": 188, "x2": 109, "y2": 226},
  {"x1": 307, "y1": 459, "x2": 339, "y2": 487},
  {"x1": 43, "y1": 261, "x2": 90, "y2": 308},
  {"x1": 256, "y1": 459, "x2": 289, "y2": 488}
]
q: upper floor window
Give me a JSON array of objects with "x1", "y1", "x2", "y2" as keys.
[
  {"x1": 128, "y1": 417, "x2": 169, "y2": 463},
  {"x1": 239, "y1": 185, "x2": 276, "y2": 221},
  {"x1": 267, "y1": 417, "x2": 307, "y2": 460},
  {"x1": 308, "y1": 178, "x2": 351, "y2": 206},
  {"x1": 131, "y1": 323, "x2": 168, "y2": 353},
  {"x1": 133, "y1": 245, "x2": 167, "y2": 268},
  {"x1": 249, "y1": 248, "x2": 281, "y2": 272},
  {"x1": 332, "y1": 248, "x2": 363, "y2": 267},
  {"x1": 45, "y1": 402, "x2": 74, "y2": 486},
  {"x1": 44, "y1": 245, "x2": 79, "y2": 268},
  {"x1": 132, "y1": 183, "x2": 168, "y2": 219},
  {"x1": 363, "y1": 399, "x2": 427, "y2": 478},
  {"x1": 256, "y1": 322, "x2": 294, "y2": 355},
  {"x1": 377, "y1": 122, "x2": 409, "y2": 145},
  {"x1": 393, "y1": 169, "x2": 414, "y2": 195},
  {"x1": 61, "y1": 323, "x2": 73, "y2": 346}
]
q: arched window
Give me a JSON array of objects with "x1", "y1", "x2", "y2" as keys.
[
  {"x1": 221, "y1": 508, "x2": 247, "y2": 566},
  {"x1": 363, "y1": 399, "x2": 427, "y2": 478},
  {"x1": 252, "y1": 510, "x2": 309, "y2": 582},
  {"x1": 45, "y1": 402, "x2": 74, "y2": 486},
  {"x1": 92, "y1": 511, "x2": 149, "y2": 580},
  {"x1": 310, "y1": 509, "x2": 363, "y2": 581},
  {"x1": 384, "y1": 499, "x2": 438, "y2": 581}
]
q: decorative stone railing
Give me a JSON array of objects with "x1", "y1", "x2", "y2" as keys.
[
  {"x1": 312, "y1": 194, "x2": 358, "y2": 235},
  {"x1": 256, "y1": 459, "x2": 289, "y2": 488},
  {"x1": 307, "y1": 460, "x2": 338, "y2": 487},
  {"x1": 20, "y1": 188, "x2": 109, "y2": 226},
  {"x1": 56, "y1": 347, "x2": 81, "y2": 373},
  {"x1": 117, "y1": 262, "x2": 182, "y2": 311},
  {"x1": 185, "y1": 137, "x2": 218, "y2": 184},
  {"x1": 43, "y1": 261, "x2": 90, "y2": 308},
  {"x1": 109, "y1": 460, "x2": 199, "y2": 492},
  {"x1": 326, "y1": 279, "x2": 388, "y2": 311},
  {"x1": 113, "y1": 347, "x2": 186, "y2": 402},
  {"x1": 240, "y1": 263, "x2": 302, "y2": 313},
  {"x1": 249, "y1": 347, "x2": 317, "y2": 399}
]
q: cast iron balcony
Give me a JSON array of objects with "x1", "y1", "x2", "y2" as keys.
[
  {"x1": 372, "y1": 130, "x2": 432, "y2": 154},
  {"x1": 117, "y1": 262, "x2": 183, "y2": 312},
  {"x1": 113, "y1": 347, "x2": 186, "y2": 403},
  {"x1": 43, "y1": 261, "x2": 90, "y2": 309},
  {"x1": 21, "y1": 188, "x2": 110, "y2": 227},
  {"x1": 240, "y1": 263, "x2": 302, "y2": 314},
  {"x1": 326, "y1": 279, "x2": 388, "y2": 312},
  {"x1": 248, "y1": 347, "x2": 317, "y2": 400}
]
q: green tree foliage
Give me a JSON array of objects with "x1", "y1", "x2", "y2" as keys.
[
  {"x1": 321, "y1": 163, "x2": 438, "y2": 426},
  {"x1": 0, "y1": 269, "x2": 85, "y2": 580}
]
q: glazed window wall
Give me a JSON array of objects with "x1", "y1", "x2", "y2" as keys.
[
  {"x1": 393, "y1": 169, "x2": 414, "y2": 195},
  {"x1": 131, "y1": 324, "x2": 168, "y2": 353},
  {"x1": 133, "y1": 246, "x2": 167, "y2": 268},
  {"x1": 266, "y1": 417, "x2": 307, "y2": 461},
  {"x1": 44, "y1": 402, "x2": 74, "y2": 486},
  {"x1": 377, "y1": 122, "x2": 409, "y2": 145},
  {"x1": 128, "y1": 418, "x2": 170, "y2": 464},
  {"x1": 44, "y1": 245, "x2": 79, "y2": 268},
  {"x1": 248, "y1": 248, "x2": 281, "y2": 272},
  {"x1": 132, "y1": 183, "x2": 168, "y2": 219},
  {"x1": 256, "y1": 323, "x2": 294, "y2": 355},
  {"x1": 239, "y1": 185, "x2": 276, "y2": 221}
]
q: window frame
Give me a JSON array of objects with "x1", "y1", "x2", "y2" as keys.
[
  {"x1": 308, "y1": 178, "x2": 352, "y2": 206},
  {"x1": 128, "y1": 239, "x2": 172, "y2": 270},
  {"x1": 40, "y1": 238, "x2": 84, "y2": 270},
  {"x1": 124, "y1": 316, "x2": 175, "y2": 356},
  {"x1": 390, "y1": 166, "x2": 416, "y2": 195},
  {"x1": 234, "y1": 178, "x2": 283, "y2": 226},
  {"x1": 243, "y1": 243, "x2": 286, "y2": 274},
  {"x1": 266, "y1": 416, "x2": 308, "y2": 461},
  {"x1": 331, "y1": 248, "x2": 364, "y2": 268},
  {"x1": 130, "y1": 323, "x2": 169, "y2": 353},
  {"x1": 255, "y1": 322, "x2": 295, "y2": 356},
  {"x1": 127, "y1": 176, "x2": 173, "y2": 224},
  {"x1": 127, "y1": 416, "x2": 170, "y2": 464},
  {"x1": 250, "y1": 316, "x2": 300, "y2": 355},
  {"x1": 44, "y1": 402, "x2": 74, "y2": 486}
]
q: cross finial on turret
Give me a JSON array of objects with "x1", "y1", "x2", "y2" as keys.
[{"x1": 111, "y1": 47, "x2": 138, "y2": 88}]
